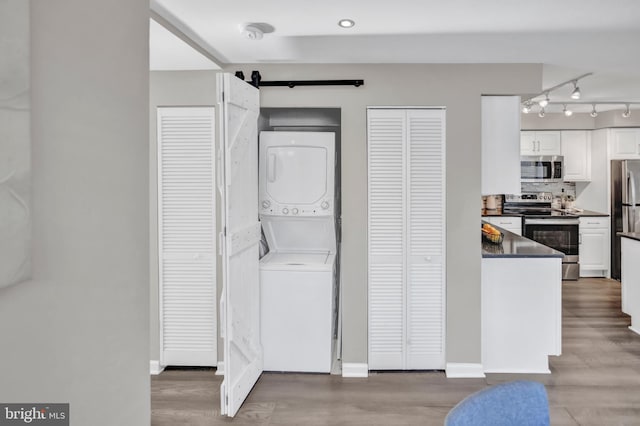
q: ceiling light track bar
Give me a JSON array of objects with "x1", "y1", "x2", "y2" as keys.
[
  {"x1": 522, "y1": 72, "x2": 593, "y2": 105},
  {"x1": 546, "y1": 101, "x2": 640, "y2": 105},
  {"x1": 235, "y1": 71, "x2": 363, "y2": 88}
]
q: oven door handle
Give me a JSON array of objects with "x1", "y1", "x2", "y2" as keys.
[{"x1": 524, "y1": 219, "x2": 580, "y2": 226}]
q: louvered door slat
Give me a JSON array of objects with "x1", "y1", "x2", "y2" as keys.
[{"x1": 158, "y1": 107, "x2": 216, "y2": 367}]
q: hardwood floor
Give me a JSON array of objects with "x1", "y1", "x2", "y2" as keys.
[{"x1": 151, "y1": 278, "x2": 640, "y2": 425}]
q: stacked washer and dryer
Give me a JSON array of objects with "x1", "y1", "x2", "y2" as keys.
[{"x1": 258, "y1": 131, "x2": 338, "y2": 373}]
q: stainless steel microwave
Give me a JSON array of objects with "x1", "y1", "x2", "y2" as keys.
[{"x1": 521, "y1": 155, "x2": 563, "y2": 182}]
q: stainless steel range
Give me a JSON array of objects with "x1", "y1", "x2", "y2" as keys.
[{"x1": 504, "y1": 192, "x2": 580, "y2": 280}]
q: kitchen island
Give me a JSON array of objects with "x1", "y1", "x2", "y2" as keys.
[
  {"x1": 482, "y1": 224, "x2": 564, "y2": 374},
  {"x1": 619, "y1": 232, "x2": 640, "y2": 334}
]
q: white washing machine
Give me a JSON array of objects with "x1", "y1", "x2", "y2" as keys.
[
  {"x1": 260, "y1": 249, "x2": 336, "y2": 373},
  {"x1": 258, "y1": 131, "x2": 337, "y2": 373}
]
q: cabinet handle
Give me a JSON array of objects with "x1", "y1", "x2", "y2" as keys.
[
  {"x1": 532, "y1": 141, "x2": 536, "y2": 152},
  {"x1": 537, "y1": 140, "x2": 541, "y2": 152},
  {"x1": 579, "y1": 233, "x2": 582, "y2": 244}
]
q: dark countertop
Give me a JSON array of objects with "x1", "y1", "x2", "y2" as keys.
[
  {"x1": 482, "y1": 223, "x2": 565, "y2": 259},
  {"x1": 618, "y1": 232, "x2": 640, "y2": 242},
  {"x1": 481, "y1": 208, "x2": 608, "y2": 218},
  {"x1": 575, "y1": 209, "x2": 609, "y2": 217}
]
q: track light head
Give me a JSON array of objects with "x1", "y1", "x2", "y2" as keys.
[
  {"x1": 538, "y1": 108, "x2": 545, "y2": 118},
  {"x1": 538, "y1": 93, "x2": 549, "y2": 108},
  {"x1": 522, "y1": 103, "x2": 532, "y2": 114},
  {"x1": 570, "y1": 81, "x2": 581, "y2": 100},
  {"x1": 590, "y1": 105, "x2": 598, "y2": 118},
  {"x1": 623, "y1": 104, "x2": 631, "y2": 118},
  {"x1": 563, "y1": 104, "x2": 573, "y2": 117}
]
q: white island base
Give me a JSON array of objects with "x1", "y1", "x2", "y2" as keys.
[
  {"x1": 482, "y1": 256, "x2": 563, "y2": 374},
  {"x1": 621, "y1": 235, "x2": 640, "y2": 335}
]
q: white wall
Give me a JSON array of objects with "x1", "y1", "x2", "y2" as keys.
[
  {"x1": 222, "y1": 64, "x2": 541, "y2": 365},
  {"x1": 0, "y1": 1, "x2": 150, "y2": 424}
]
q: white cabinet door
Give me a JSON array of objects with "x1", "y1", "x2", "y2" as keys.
[
  {"x1": 157, "y1": 107, "x2": 217, "y2": 368},
  {"x1": 218, "y1": 73, "x2": 262, "y2": 417},
  {"x1": 368, "y1": 108, "x2": 445, "y2": 371},
  {"x1": 610, "y1": 129, "x2": 640, "y2": 159},
  {"x1": 520, "y1": 131, "x2": 537, "y2": 155},
  {"x1": 521, "y1": 131, "x2": 561, "y2": 156},
  {"x1": 481, "y1": 96, "x2": 520, "y2": 195},
  {"x1": 561, "y1": 130, "x2": 591, "y2": 181},
  {"x1": 579, "y1": 217, "x2": 610, "y2": 277},
  {"x1": 537, "y1": 132, "x2": 562, "y2": 155}
]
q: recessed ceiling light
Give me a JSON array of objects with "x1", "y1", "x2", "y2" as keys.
[{"x1": 338, "y1": 19, "x2": 355, "y2": 28}]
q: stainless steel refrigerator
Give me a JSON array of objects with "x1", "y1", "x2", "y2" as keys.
[{"x1": 611, "y1": 160, "x2": 640, "y2": 279}]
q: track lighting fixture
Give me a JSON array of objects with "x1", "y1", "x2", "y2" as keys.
[
  {"x1": 570, "y1": 81, "x2": 581, "y2": 100},
  {"x1": 522, "y1": 73, "x2": 638, "y2": 118},
  {"x1": 522, "y1": 72, "x2": 592, "y2": 111},
  {"x1": 524, "y1": 101, "x2": 637, "y2": 118},
  {"x1": 538, "y1": 93, "x2": 549, "y2": 108}
]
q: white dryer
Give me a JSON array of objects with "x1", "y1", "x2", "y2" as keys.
[
  {"x1": 258, "y1": 131, "x2": 337, "y2": 373},
  {"x1": 259, "y1": 131, "x2": 335, "y2": 217}
]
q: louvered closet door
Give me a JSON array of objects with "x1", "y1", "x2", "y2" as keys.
[
  {"x1": 368, "y1": 108, "x2": 445, "y2": 370},
  {"x1": 368, "y1": 109, "x2": 406, "y2": 369},
  {"x1": 158, "y1": 107, "x2": 216, "y2": 367},
  {"x1": 406, "y1": 109, "x2": 445, "y2": 369}
]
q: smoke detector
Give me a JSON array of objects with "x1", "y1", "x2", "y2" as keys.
[{"x1": 240, "y1": 24, "x2": 264, "y2": 40}]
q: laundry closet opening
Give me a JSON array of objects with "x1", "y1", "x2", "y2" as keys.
[{"x1": 258, "y1": 107, "x2": 343, "y2": 374}]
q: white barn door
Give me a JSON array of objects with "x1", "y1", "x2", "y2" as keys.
[
  {"x1": 218, "y1": 74, "x2": 263, "y2": 417},
  {"x1": 157, "y1": 107, "x2": 217, "y2": 367}
]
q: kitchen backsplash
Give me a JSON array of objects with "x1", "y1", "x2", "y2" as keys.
[
  {"x1": 521, "y1": 181, "x2": 576, "y2": 198},
  {"x1": 482, "y1": 181, "x2": 577, "y2": 210}
]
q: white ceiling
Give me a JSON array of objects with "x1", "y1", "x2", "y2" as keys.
[{"x1": 149, "y1": 0, "x2": 640, "y2": 113}]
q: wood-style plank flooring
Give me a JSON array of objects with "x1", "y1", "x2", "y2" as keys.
[{"x1": 151, "y1": 278, "x2": 640, "y2": 425}]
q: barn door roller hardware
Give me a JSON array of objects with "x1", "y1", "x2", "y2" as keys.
[{"x1": 234, "y1": 71, "x2": 364, "y2": 89}]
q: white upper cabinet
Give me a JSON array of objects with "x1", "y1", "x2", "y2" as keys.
[
  {"x1": 481, "y1": 96, "x2": 521, "y2": 195},
  {"x1": 610, "y1": 128, "x2": 640, "y2": 159},
  {"x1": 561, "y1": 130, "x2": 592, "y2": 182},
  {"x1": 521, "y1": 131, "x2": 561, "y2": 156}
]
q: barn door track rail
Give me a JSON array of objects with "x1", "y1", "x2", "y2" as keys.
[{"x1": 235, "y1": 71, "x2": 364, "y2": 89}]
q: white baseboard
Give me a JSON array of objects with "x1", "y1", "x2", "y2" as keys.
[
  {"x1": 215, "y1": 361, "x2": 224, "y2": 376},
  {"x1": 341, "y1": 363, "x2": 368, "y2": 378},
  {"x1": 629, "y1": 326, "x2": 640, "y2": 336},
  {"x1": 445, "y1": 363, "x2": 486, "y2": 378},
  {"x1": 484, "y1": 368, "x2": 551, "y2": 374},
  {"x1": 150, "y1": 360, "x2": 165, "y2": 375}
]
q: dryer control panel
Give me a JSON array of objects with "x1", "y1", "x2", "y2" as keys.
[{"x1": 260, "y1": 199, "x2": 333, "y2": 216}]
